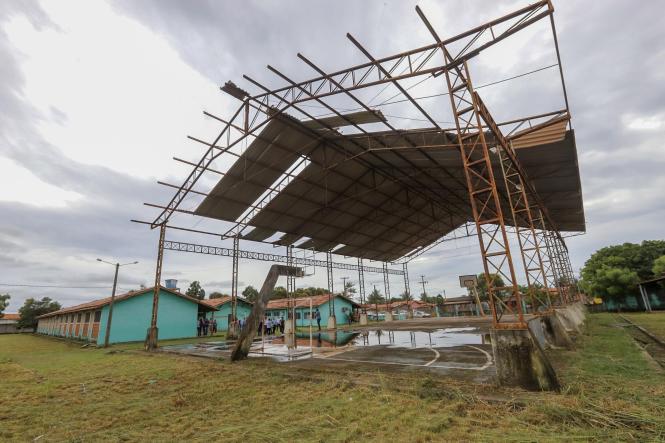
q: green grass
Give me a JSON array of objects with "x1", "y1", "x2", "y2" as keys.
[
  {"x1": 0, "y1": 313, "x2": 664, "y2": 442},
  {"x1": 621, "y1": 311, "x2": 665, "y2": 340}
]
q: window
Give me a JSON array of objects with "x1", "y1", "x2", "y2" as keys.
[
  {"x1": 77, "y1": 313, "x2": 82, "y2": 322},
  {"x1": 304, "y1": 312, "x2": 311, "y2": 320},
  {"x1": 84, "y1": 312, "x2": 90, "y2": 323},
  {"x1": 94, "y1": 311, "x2": 101, "y2": 322},
  {"x1": 295, "y1": 312, "x2": 301, "y2": 320}
]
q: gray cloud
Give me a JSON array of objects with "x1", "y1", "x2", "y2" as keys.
[{"x1": 2, "y1": 0, "x2": 664, "y2": 311}]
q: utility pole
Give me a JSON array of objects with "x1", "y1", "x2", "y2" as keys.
[
  {"x1": 341, "y1": 276, "x2": 349, "y2": 297},
  {"x1": 419, "y1": 275, "x2": 428, "y2": 300},
  {"x1": 97, "y1": 258, "x2": 139, "y2": 348}
]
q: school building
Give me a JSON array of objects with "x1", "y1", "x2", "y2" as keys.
[
  {"x1": 201, "y1": 296, "x2": 253, "y2": 330},
  {"x1": 265, "y1": 294, "x2": 360, "y2": 327},
  {"x1": 36, "y1": 286, "x2": 216, "y2": 345}
]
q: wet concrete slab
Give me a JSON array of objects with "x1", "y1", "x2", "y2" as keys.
[{"x1": 161, "y1": 326, "x2": 496, "y2": 383}]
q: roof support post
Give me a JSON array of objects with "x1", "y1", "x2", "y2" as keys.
[
  {"x1": 358, "y1": 258, "x2": 366, "y2": 313},
  {"x1": 497, "y1": 146, "x2": 553, "y2": 314},
  {"x1": 326, "y1": 251, "x2": 335, "y2": 321},
  {"x1": 545, "y1": 231, "x2": 569, "y2": 304},
  {"x1": 383, "y1": 262, "x2": 392, "y2": 303},
  {"x1": 145, "y1": 223, "x2": 166, "y2": 351},
  {"x1": 430, "y1": 52, "x2": 525, "y2": 327},
  {"x1": 403, "y1": 263, "x2": 414, "y2": 318},
  {"x1": 533, "y1": 209, "x2": 564, "y2": 306},
  {"x1": 230, "y1": 235, "x2": 240, "y2": 336},
  {"x1": 287, "y1": 246, "x2": 296, "y2": 322}
]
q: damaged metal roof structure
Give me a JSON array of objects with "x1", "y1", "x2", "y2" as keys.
[
  {"x1": 136, "y1": 1, "x2": 585, "y2": 345},
  {"x1": 195, "y1": 112, "x2": 583, "y2": 262}
]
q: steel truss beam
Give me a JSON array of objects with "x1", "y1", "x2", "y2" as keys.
[
  {"x1": 162, "y1": 240, "x2": 403, "y2": 275},
  {"x1": 249, "y1": 1, "x2": 551, "y2": 105}
]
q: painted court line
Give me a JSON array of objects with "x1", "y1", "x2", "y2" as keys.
[{"x1": 318, "y1": 345, "x2": 493, "y2": 371}]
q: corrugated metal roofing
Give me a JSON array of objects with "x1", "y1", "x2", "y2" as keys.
[{"x1": 195, "y1": 114, "x2": 584, "y2": 261}]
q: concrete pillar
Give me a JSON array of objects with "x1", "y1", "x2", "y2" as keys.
[
  {"x1": 284, "y1": 318, "x2": 295, "y2": 334},
  {"x1": 327, "y1": 315, "x2": 337, "y2": 330},
  {"x1": 543, "y1": 313, "x2": 574, "y2": 349},
  {"x1": 490, "y1": 328, "x2": 560, "y2": 391},
  {"x1": 227, "y1": 322, "x2": 238, "y2": 340},
  {"x1": 359, "y1": 313, "x2": 368, "y2": 325},
  {"x1": 384, "y1": 312, "x2": 393, "y2": 322}
]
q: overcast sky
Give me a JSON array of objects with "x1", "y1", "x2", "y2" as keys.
[{"x1": 1, "y1": 0, "x2": 664, "y2": 311}]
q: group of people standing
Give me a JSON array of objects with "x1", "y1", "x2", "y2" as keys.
[
  {"x1": 258, "y1": 316, "x2": 285, "y2": 336},
  {"x1": 197, "y1": 316, "x2": 217, "y2": 336}
]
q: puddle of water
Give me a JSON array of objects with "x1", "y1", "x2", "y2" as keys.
[
  {"x1": 161, "y1": 328, "x2": 490, "y2": 363},
  {"x1": 346, "y1": 329, "x2": 485, "y2": 349}
]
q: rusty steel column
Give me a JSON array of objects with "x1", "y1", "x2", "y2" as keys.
[
  {"x1": 357, "y1": 258, "x2": 366, "y2": 312},
  {"x1": 497, "y1": 147, "x2": 553, "y2": 314},
  {"x1": 547, "y1": 231, "x2": 570, "y2": 304},
  {"x1": 232, "y1": 236, "x2": 239, "y2": 318},
  {"x1": 533, "y1": 209, "x2": 565, "y2": 306},
  {"x1": 145, "y1": 223, "x2": 166, "y2": 351},
  {"x1": 439, "y1": 60, "x2": 526, "y2": 328},
  {"x1": 326, "y1": 250, "x2": 335, "y2": 321},
  {"x1": 287, "y1": 245, "x2": 296, "y2": 322}
]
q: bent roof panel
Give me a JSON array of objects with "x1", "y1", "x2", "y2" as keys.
[{"x1": 194, "y1": 116, "x2": 584, "y2": 261}]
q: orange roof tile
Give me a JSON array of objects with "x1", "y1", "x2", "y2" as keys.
[
  {"x1": 201, "y1": 296, "x2": 252, "y2": 308},
  {"x1": 37, "y1": 286, "x2": 216, "y2": 319},
  {"x1": 266, "y1": 293, "x2": 359, "y2": 310},
  {"x1": 1, "y1": 313, "x2": 19, "y2": 321}
]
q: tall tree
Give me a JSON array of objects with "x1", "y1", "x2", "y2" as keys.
[
  {"x1": 186, "y1": 281, "x2": 205, "y2": 300},
  {"x1": 17, "y1": 297, "x2": 61, "y2": 331},
  {"x1": 241, "y1": 285, "x2": 259, "y2": 303},
  {"x1": 271, "y1": 286, "x2": 288, "y2": 300},
  {"x1": 580, "y1": 240, "x2": 665, "y2": 299},
  {"x1": 653, "y1": 255, "x2": 665, "y2": 277},
  {"x1": 208, "y1": 292, "x2": 229, "y2": 300},
  {"x1": 367, "y1": 287, "x2": 384, "y2": 304},
  {"x1": 0, "y1": 293, "x2": 10, "y2": 317},
  {"x1": 476, "y1": 273, "x2": 505, "y2": 301},
  {"x1": 343, "y1": 281, "x2": 357, "y2": 297}
]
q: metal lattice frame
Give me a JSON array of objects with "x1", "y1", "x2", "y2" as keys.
[
  {"x1": 145, "y1": 223, "x2": 166, "y2": 351},
  {"x1": 326, "y1": 251, "x2": 335, "y2": 318},
  {"x1": 383, "y1": 262, "x2": 391, "y2": 301},
  {"x1": 497, "y1": 139, "x2": 553, "y2": 313},
  {"x1": 231, "y1": 236, "x2": 239, "y2": 322},
  {"x1": 358, "y1": 257, "x2": 366, "y2": 313}
]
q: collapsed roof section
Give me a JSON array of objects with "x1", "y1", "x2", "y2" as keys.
[{"x1": 195, "y1": 110, "x2": 584, "y2": 261}]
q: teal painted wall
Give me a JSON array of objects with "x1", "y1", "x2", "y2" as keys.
[
  {"x1": 97, "y1": 289, "x2": 200, "y2": 344},
  {"x1": 205, "y1": 300, "x2": 253, "y2": 331},
  {"x1": 265, "y1": 297, "x2": 356, "y2": 328}
]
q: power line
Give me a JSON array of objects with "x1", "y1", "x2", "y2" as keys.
[
  {"x1": 379, "y1": 64, "x2": 559, "y2": 107},
  {"x1": 0, "y1": 283, "x2": 116, "y2": 289},
  {"x1": 298, "y1": 63, "x2": 558, "y2": 125}
]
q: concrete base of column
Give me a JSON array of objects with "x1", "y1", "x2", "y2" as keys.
[
  {"x1": 227, "y1": 322, "x2": 238, "y2": 340},
  {"x1": 490, "y1": 327, "x2": 560, "y2": 391},
  {"x1": 384, "y1": 312, "x2": 393, "y2": 322},
  {"x1": 544, "y1": 312, "x2": 575, "y2": 349},
  {"x1": 284, "y1": 318, "x2": 295, "y2": 334},
  {"x1": 327, "y1": 315, "x2": 337, "y2": 330},
  {"x1": 144, "y1": 326, "x2": 159, "y2": 351},
  {"x1": 359, "y1": 313, "x2": 368, "y2": 325}
]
